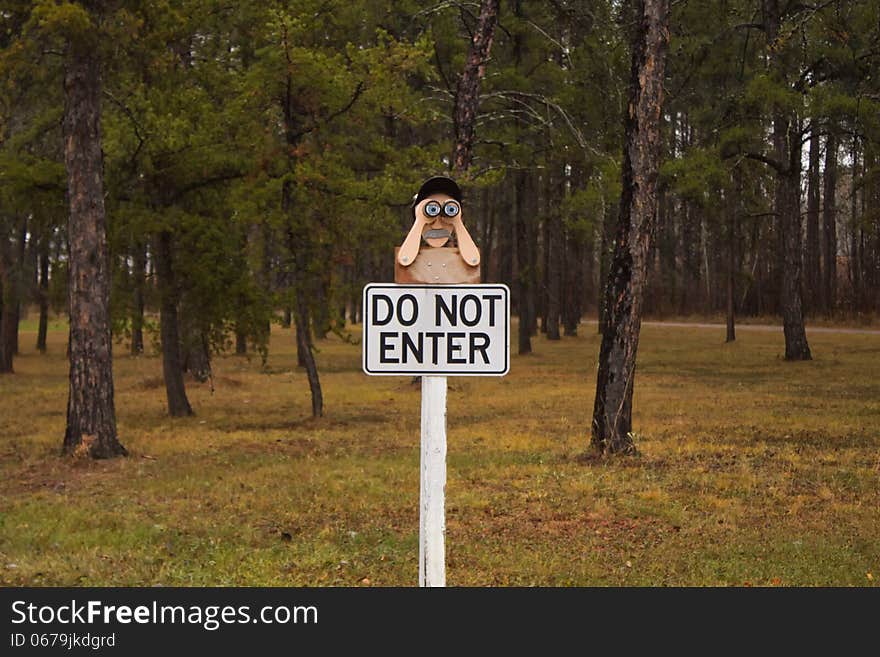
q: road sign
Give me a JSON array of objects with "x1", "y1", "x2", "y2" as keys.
[{"x1": 362, "y1": 284, "x2": 510, "y2": 376}]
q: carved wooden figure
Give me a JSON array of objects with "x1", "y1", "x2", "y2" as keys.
[
  {"x1": 394, "y1": 176, "x2": 479, "y2": 586},
  {"x1": 395, "y1": 176, "x2": 480, "y2": 285}
]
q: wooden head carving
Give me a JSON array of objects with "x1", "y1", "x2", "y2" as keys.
[{"x1": 397, "y1": 176, "x2": 480, "y2": 269}]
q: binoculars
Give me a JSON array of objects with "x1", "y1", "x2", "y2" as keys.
[{"x1": 422, "y1": 200, "x2": 461, "y2": 220}]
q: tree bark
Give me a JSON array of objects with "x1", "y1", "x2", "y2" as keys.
[
  {"x1": 155, "y1": 230, "x2": 193, "y2": 417},
  {"x1": 597, "y1": 200, "x2": 614, "y2": 334},
  {"x1": 591, "y1": 0, "x2": 669, "y2": 455},
  {"x1": 62, "y1": 36, "x2": 126, "y2": 457},
  {"x1": 451, "y1": 0, "x2": 500, "y2": 173}
]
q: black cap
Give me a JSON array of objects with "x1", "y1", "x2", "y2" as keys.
[{"x1": 414, "y1": 176, "x2": 462, "y2": 204}]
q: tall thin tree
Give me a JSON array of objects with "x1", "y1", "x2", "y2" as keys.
[
  {"x1": 591, "y1": 0, "x2": 670, "y2": 455},
  {"x1": 764, "y1": 0, "x2": 811, "y2": 360}
]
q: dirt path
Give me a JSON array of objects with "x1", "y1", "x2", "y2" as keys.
[{"x1": 582, "y1": 320, "x2": 880, "y2": 335}]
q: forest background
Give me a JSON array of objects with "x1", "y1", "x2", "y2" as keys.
[{"x1": 1, "y1": 0, "x2": 878, "y2": 586}]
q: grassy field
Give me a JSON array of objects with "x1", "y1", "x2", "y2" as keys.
[{"x1": 1, "y1": 319, "x2": 878, "y2": 586}]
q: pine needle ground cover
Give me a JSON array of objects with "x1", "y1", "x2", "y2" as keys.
[{"x1": 1, "y1": 321, "x2": 878, "y2": 586}]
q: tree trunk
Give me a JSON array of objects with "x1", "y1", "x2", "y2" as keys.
[
  {"x1": 296, "y1": 321, "x2": 308, "y2": 367},
  {"x1": 11, "y1": 303, "x2": 20, "y2": 356},
  {"x1": 539, "y1": 184, "x2": 550, "y2": 333},
  {"x1": 761, "y1": 0, "x2": 811, "y2": 359},
  {"x1": 180, "y1": 310, "x2": 212, "y2": 384},
  {"x1": 563, "y1": 230, "x2": 583, "y2": 337},
  {"x1": 591, "y1": 0, "x2": 669, "y2": 455},
  {"x1": 0, "y1": 266, "x2": 17, "y2": 373},
  {"x1": 279, "y1": 46, "x2": 325, "y2": 415},
  {"x1": 0, "y1": 217, "x2": 25, "y2": 372},
  {"x1": 545, "y1": 169, "x2": 562, "y2": 341},
  {"x1": 805, "y1": 130, "x2": 821, "y2": 312},
  {"x1": 130, "y1": 240, "x2": 145, "y2": 355},
  {"x1": 822, "y1": 131, "x2": 837, "y2": 313},
  {"x1": 9, "y1": 218, "x2": 26, "y2": 358},
  {"x1": 451, "y1": 0, "x2": 500, "y2": 173},
  {"x1": 62, "y1": 37, "x2": 126, "y2": 457},
  {"x1": 155, "y1": 230, "x2": 193, "y2": 417},
  {"x1": 849, "y1": 138, "x2": 860, "y2": 305},
  {"x1": 235, "y1": 328, "x2": 247, "y2": 355},
  {"x1": 525, "y1": 187, "x2": 539, "y2": 337},
  {"x1": 870, "y1": 146, "x2": 880, "y2": 311},
  {"x1": 498, "y1": 179, "x2": 514, "y2": 291},
  {"x1": 294, "y1": 294, "x2": 322, "y2": 417},
  {"x1": 515, "y1": 170, "x2": 532, "y2": 354},
  {"x1": 776, "y1": 119, "x2": 812, "y2": 361},
  {"x1": 726, "y1": 242, "x2": 736, "y2": 343},
  {"x1": 726, "y1": 176, "x2": 739, "y2": 343},
  {"x1": 312, "y1": 268, "x2": 331, "y2": 339},
  {"x1": 36, "y1": 236, "x2": 50, "y2": 353},
  {"x1": 480, "y1": 186, "x2": 495, "y2": 283}
]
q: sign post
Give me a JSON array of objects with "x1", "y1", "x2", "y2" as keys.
[
  {"x1": 419, "y1": 375, "x2": 446, "y2": 587},
  {"x1": 363, "y1": 284, "x2": 510, "y2": 586},
  {"x1": 362, "y1": 177, "x2": 509, "y2": 587}
]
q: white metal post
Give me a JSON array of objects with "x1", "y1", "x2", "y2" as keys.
[{"x1": 419, "y1": 374, "x2": 447, "y2": 587}]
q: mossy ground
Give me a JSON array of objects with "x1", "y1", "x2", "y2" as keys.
[{"x1": 1, "y1": 319, "x2": 878, "y2": 586}]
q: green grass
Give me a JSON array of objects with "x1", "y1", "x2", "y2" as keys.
[{"x1": 1, "y1": 321, "x2": 878, "y2": 586}]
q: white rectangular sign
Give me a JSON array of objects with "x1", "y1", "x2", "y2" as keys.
[{"x1": 362, "y1": 284, "x2": 510, "y2": 376}]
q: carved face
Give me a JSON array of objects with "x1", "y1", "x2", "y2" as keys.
[
  {"x1": 397, "y1": 178, "x2": 480, "y2": 268},
  {"x1": 416, "y1": 194, "x2": 461, "y2": 248}
]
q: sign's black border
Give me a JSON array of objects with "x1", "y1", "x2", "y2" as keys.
[{"x1": 362, "y1": 283, "x2": 510, "y2": 376}]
